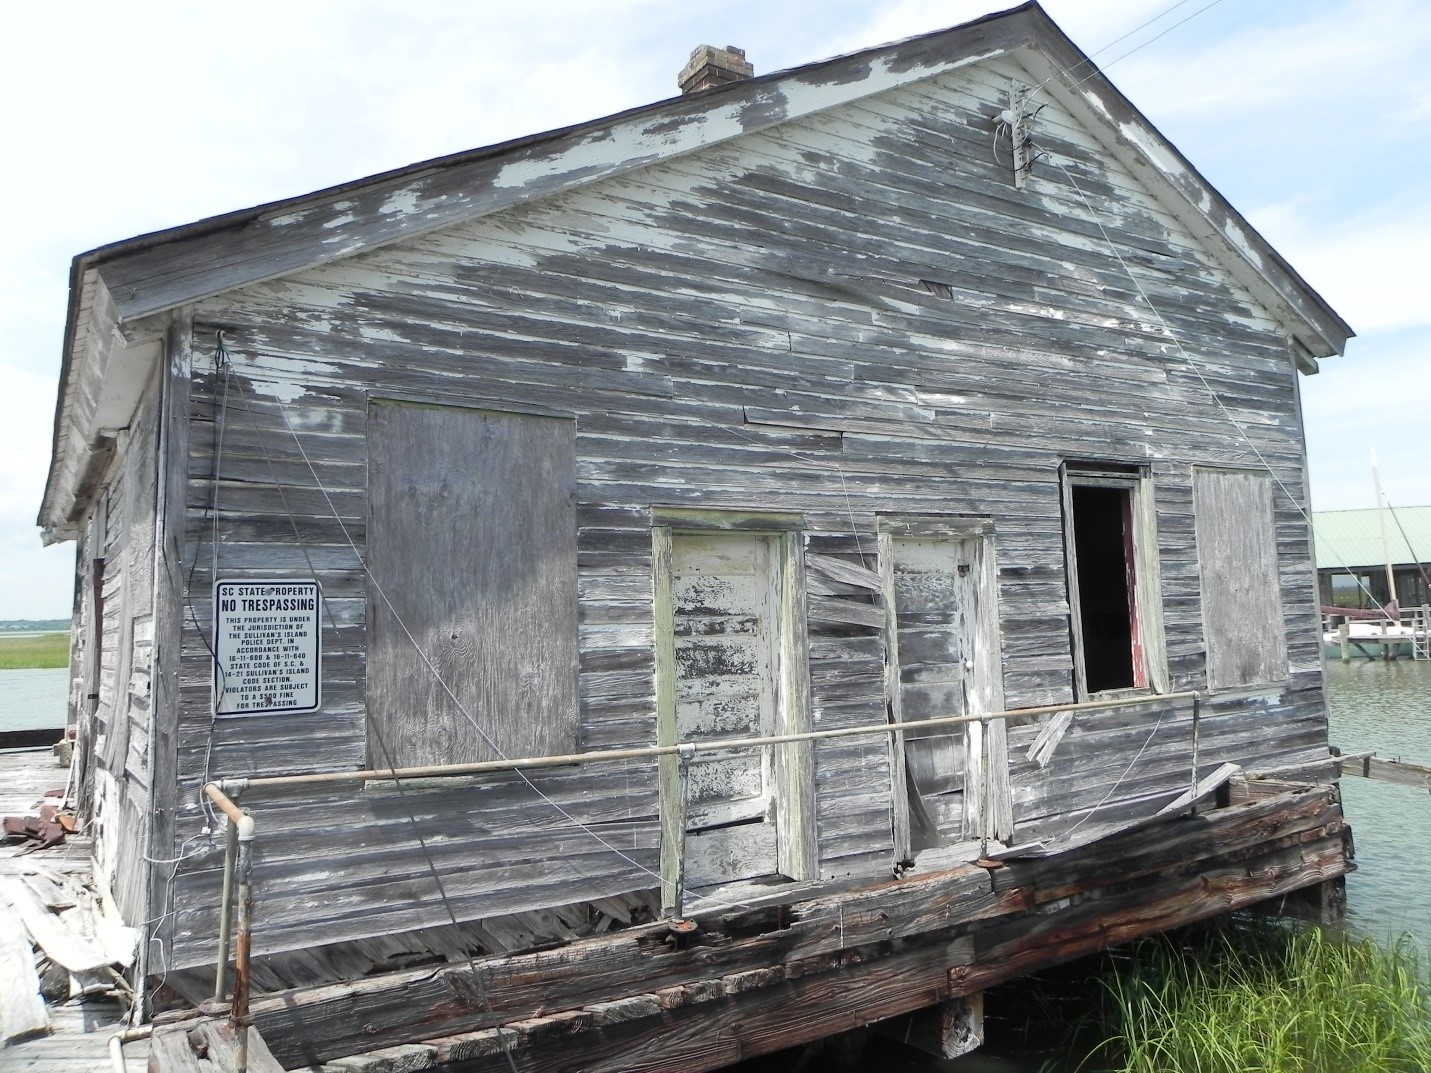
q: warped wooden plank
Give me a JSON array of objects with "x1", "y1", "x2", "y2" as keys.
[
  {"x1": 1335, "y1": 752, "x2": 1431, "y2": 790},
  {"x1": 0, "y1": 879, "x2": 112, "y2": 974},
  {"x1": 0, "y1": 913, "x2": 49, "y2": 1043}
]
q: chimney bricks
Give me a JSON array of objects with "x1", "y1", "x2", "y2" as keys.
[{"x1": 677, "y1": 45, "x2": 754, "y2": 95}]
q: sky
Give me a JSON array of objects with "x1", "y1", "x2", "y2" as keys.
[{"x1": 1, "y1": 0, "x2": 1427, "y2": 619}]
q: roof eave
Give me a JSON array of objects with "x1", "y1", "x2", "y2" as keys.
[{"x1": 1010, "y1": 13, "x2": 1352, "y2": 366}]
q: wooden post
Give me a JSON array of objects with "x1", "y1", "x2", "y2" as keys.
[
  {"x1": 872, "y1": 994, "x2": 985, "y2": 1059},
  {"x1": 1338, "y1": 620, "x2": 1350, "y2": 663}
]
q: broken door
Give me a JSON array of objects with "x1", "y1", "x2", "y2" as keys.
[{"x1": 880, "y1": 519, "x2": 1009, "y2": 859}]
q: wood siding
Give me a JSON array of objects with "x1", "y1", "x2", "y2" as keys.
[
  {"x1": 65, "y1": 368, "x2": 162, "y2": 926},
  {"x1": 150, "y1": 51, "x2": 1327, "y2": 973}
]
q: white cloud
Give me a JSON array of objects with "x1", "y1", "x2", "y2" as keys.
[
  {"x1": 1247, "y1": 200, "x2": 1431, "y2": 335},
  {"x1": 1112, "y1": 0, "x2": 1431, "y2": 119}
]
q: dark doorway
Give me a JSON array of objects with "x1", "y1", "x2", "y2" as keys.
[{"x1": 1069, "y1": 485, "x2": 1140, "y2": 693}]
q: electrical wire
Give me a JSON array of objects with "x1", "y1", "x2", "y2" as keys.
[
  {"x1": 1049, "y1": 155, "x2": 1392, "y2": 619},
  {"x1": 1023, "y1": 0, "x2": 1230, "y2": 111},
  {"x1": 225, "y1": 371, "x2": 527, "y2": 1070},
  {"x1": 254, "y1": 380, "x2": 778, "y2": 918}
]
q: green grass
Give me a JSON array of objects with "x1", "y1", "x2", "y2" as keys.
[
  {"x1": 0, "y1": 632, "x2": 70, "y2": 670},
  {"x1": 1082, "y1": 918, "x2": 1431, "y2": 1073}
]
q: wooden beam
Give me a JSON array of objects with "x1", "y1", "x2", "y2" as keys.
[
  {"x1": 243, "y1": 787, "x2": 1349, "y2": 1068},
  {"x1": 872, "y1": 994, "x2": 984, "y2": 1059},
  {"x1": 1335, "y1": 753, "x2": 1431, "y2": 790},
  {"x1": 303, "y1": 826, "x2": 1350, "y2": 1073},
  {"x1": 0, "y1": 917, "x2": 49, "y2": 1043}
]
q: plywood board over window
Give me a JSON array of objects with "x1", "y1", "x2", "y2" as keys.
[
  {"x1": 365, "y1": 400, "x2": 579, "y2": 767},
  {"x1": 1194, "y1": 468, "x2": 1288, "y2": 690}
]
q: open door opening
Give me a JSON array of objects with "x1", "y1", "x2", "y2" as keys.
[{"x1": 1068, "y1": 484, "x2": 1143, "y2": 694}]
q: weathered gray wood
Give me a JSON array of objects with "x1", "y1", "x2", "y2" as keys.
[
  {"x1": 236, "y1": 785, "x2": 1348, "y2": 1069},
  {"x1": 1156, "y1": 762, "x2": 1242, "y2": 816},
  {"x1": 872, "y1": 993, "x2": 984, "y2": 1059},
  {"x1": 0, "y1": 909, "x2": 49, "y2": 1043},
  {"x1": 1335, "y1": 752, "x2": 1431, "y2": 790},
  {"x1": 365, "y1": 401, "x2": 579, "y2": 766},
  {"x1": 1194, "y1": 469, "x2": 1289, "y2": 690},
  {"x1": 776, "y1": 533, "x2": 817, "y2": 883},
  {"x1": 1026, "y1": 711, "x2": 1073, "y2": 767},
  {"x1": 41, "y1": 2, "x2": 1340, "y2": 995},
  {"x1": 0, "y1": 878, "x2": 112, "y2": 974}
]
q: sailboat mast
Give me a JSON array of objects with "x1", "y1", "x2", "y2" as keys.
[{"x1": 1371, "y1": 449, "x2": 1399, "y2": 620}]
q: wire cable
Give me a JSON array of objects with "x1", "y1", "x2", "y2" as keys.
[
  {"x1": 252, "y1": 382, "x2": 777, "y2": 915},
  {"x1": 227, "y1": 372, "x2": 526, "y2": 1070},
  {"x1": 1049, "y1": 155, "x2": 1391, "y2": 619}
]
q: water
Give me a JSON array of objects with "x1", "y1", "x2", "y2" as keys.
[
  {"x1": 0, "y1": 667, "x2": 68, "y2": 733},
  {"x1": 1325, "y1": 657, "x2": 1431, "y2": 946}
]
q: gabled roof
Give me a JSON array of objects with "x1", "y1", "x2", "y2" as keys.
[
  {"x1": 41, "y1": 2, "x2": 1354, "y2": 539},
  {"x1": 1315, "y1": 507, "x2": 1431, "y2": 571}
]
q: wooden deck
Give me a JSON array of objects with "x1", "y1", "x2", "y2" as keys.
[{"x1": 0, "y1": 747, "x2": 150, "y2": 1071}]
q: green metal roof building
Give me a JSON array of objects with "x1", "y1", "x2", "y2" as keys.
[{"x1": 1314, "y1": 506, "x2": 1431, "y2": 609}]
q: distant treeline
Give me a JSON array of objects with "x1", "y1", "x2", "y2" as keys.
[{"x1": 0, "y1": 619, "x2": 70, "y2": 634}]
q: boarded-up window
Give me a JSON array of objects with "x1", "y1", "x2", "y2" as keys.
[
  {"x1": 366, "y1": 401, "x2": 578, "y2": 767},
  {"x1": 1194, "y1": 469, "x2": 1288, "y2": 689}
]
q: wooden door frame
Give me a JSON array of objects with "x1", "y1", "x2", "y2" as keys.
[
  {"x1": 1059, "y1": 464, "x2": 1170, "y2": 700},
  {"x1": 879, "y1": 515, "x2": 1008, "y2": 862},
  {"x1": 652, "y1": 508, "x2": 815, "y2": 915}
]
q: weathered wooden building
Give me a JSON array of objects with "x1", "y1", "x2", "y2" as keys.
[{"x1": 40, "y1": 4, "x2": 1356, "y2": 1069}]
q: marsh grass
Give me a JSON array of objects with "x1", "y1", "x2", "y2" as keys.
[
  {"x1": 1079, "y1": 916, "x2": 1431, "y2": 1073},
  {"x1": 0, "y1": 632, "x2": 69, "y2": 670}
]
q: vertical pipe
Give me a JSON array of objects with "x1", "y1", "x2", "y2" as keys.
[
  {"x1": 232, "y1": 815, "x2": 256, "y2": 1073},
  {"x1": 214, "y1": 817, "x2": 239, "y2": 1002},
  {"x1": 1190, "y1": 694, "x2": 1201, "y2": 806},
  {"x1": 671, "y1": 744, "x2": 694, "y2": 920}
]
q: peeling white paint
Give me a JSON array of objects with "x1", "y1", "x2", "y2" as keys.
[
  {"x1": 250, "y1": 377, "x2": 308, "y2": 404},
  {"x1": 491, "y1": 50, "x2": 1005, "y2": 193},
  {"x1": 1080, "y1": 88, "x2": 1114, "y2": 121},
  {"x1": 378, "y1": 190, "x2": 422, "y2": 217},
  {"x1": 252, "y1": 352, "x2": 337, "y2": 380}
]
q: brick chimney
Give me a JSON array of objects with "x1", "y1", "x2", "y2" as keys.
[{"x1": 677, "y1": 45, "x2": 754, "y2": 95}]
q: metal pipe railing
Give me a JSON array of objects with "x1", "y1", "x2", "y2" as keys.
[
  {"x1": 213, "y1": 818, "x2": 239, "y2": 1002},
  {"x1": 212, "y1": 691, "x2": 1199, "y2": 794},
  {"x1": 203, "y1": 783, "x2": 255, "y2": 1073},
  {"x1": 198, "y1": 688, "x2": 1199, "y2": 1054}
]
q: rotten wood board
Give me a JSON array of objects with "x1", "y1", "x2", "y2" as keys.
[
  {"x1": 244, "y1": 787, "x2": 1344, "y2": 1067},
  {"x1": 305, "y1": 828, "x2": 1350, "y2": 1073},
  {"x1": 0, "y1": 910, "x2": 49, "y2": 1043},
  {"x1": 0, "y1": 877, "x2": 114, "y2": 974}
]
